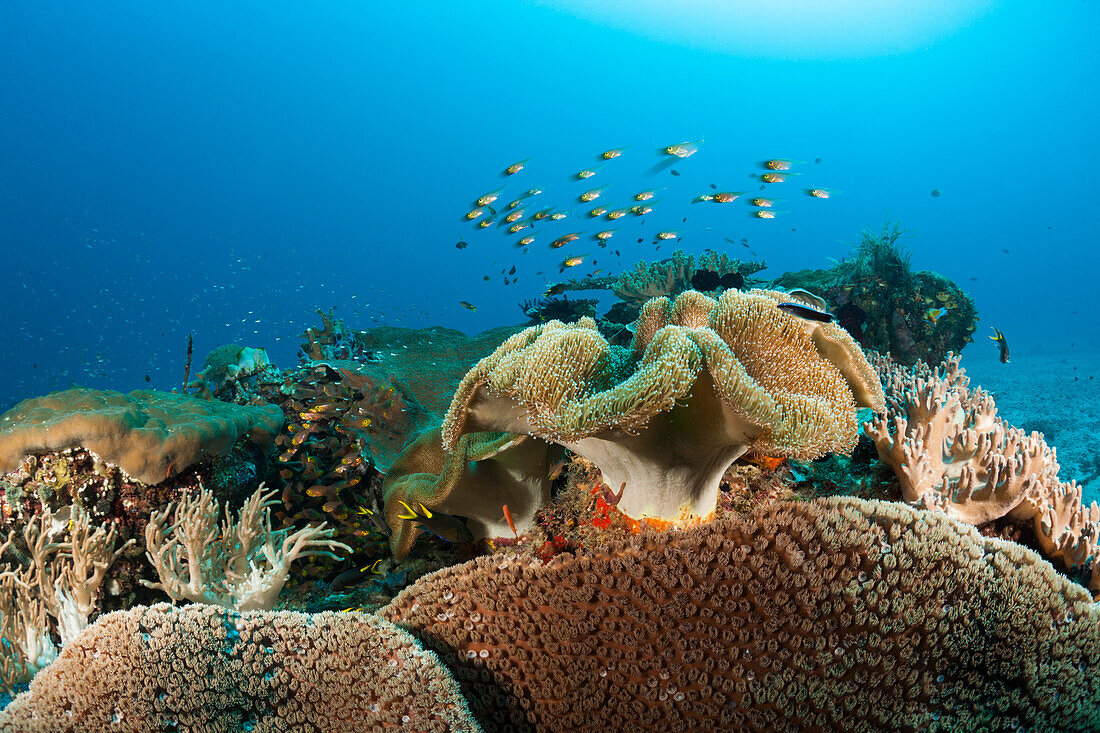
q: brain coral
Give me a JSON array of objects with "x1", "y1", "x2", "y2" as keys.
[
  {"x1": 443, "y1": 289, "x2": 883, "y2": 520},
  {"x1": 0, "y1": 389, "x2": 283, "y2": 485},
  {"x1": 380, "y1": 497, "x2": 1100, "y2": 733},
  {"x1": 0, "y1": 603, "x2": 480, "y2": 733}
]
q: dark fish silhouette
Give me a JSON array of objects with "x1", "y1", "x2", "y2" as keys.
[
  {"x1": 777, "y1": 302, "x2": 835, "y2": 323},
  {"x1": 990, "y1": 327, "x2": 1010, "y2": 363}
]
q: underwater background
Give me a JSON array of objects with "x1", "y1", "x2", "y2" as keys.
[
  {"x1": 4, "y1": 3, "x2": 1100, "y2": 729},
  {"x1": 4, "y1": 2, "x2": 1097, "y2": 498}
]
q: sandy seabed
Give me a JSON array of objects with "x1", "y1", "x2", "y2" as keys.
[{"x1": 961, "y1": 344, "x2": 1100, "y2": 503}]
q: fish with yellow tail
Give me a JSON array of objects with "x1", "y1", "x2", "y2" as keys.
[
  {"x1": 990, "y1": 327, "x2": 1010, "y2": 363},
  {"x1": 354, "y1": 506, "x2": 391, "y2": 537},
  {"x1": 396, "y1": 501, "x2": 474, "y2": 543}
]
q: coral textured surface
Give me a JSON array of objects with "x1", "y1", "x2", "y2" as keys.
[
  {"x1": 444, "y1": 289, "x2": 883, "y2": 520},
  {"x1": 380, "y1": 496, "x2": 1100, "y2": 733},
  {"x1": 382, "y1": 428, "x2": 560, "y2": 560},
  {"x1": 2, "y1": 3, "x2": 1098, "y2": 730},
  {"x1": 867, "y1": 352, "x2": 1100, "y2": 592},
  {"x1": 0, "y1": 389, "x2": 283, "y2": 486},
  {"x1": 865, "y1": 353, "x2": 1058, "y2": 524},
  {"x1": 0, "y1": 603, "x2": 480, "y2": 733}
]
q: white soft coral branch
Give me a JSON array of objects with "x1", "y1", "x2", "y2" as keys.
[
  {"x1": 0, "y1": 506, "x2": 130, "y2": 691},
  {"x1": 141, "y1": 483, "x2": 350, "y2": 611}
]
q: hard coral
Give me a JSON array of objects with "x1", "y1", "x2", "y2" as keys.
[
  {"x1": 0, "y1": 389, "x2": 283, "y2": 486},
  {"x1": 380, "y1": 496, "x2": 1100, "y2": 733},
  {"x1": 443, "y1": 289, "x2": 883, "y2": 522},
  {"x1": 0, "y1": 603, "x2": 481, "y2": 732}
]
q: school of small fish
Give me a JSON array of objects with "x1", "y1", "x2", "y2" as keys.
[{"x1": 455, "y1": 142, "x2": 837, "y2": 309}]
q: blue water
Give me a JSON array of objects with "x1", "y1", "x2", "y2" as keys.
[{"x1": 1, "y1": 1, "x2": 1097, "y2": 414}]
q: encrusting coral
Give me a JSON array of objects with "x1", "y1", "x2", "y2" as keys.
[
  {"x1": 382, "y1": 427, "x2": 561, "y2": 561},
  {"x1": 0, "y1": 389, "x2": 283, "y2": 486},
  {"x1": 865, "y1": 353, "x2": 1100, "y2": 591},
  {"x1": 380, "y1": 496, "x2": 1100, "y2": 733},
  {"x1": 442, "y1": 289, "x2": 883, "y2": 522},
  {"x1": 0, "y1": 603, "x2": 481, "y2": 733}
]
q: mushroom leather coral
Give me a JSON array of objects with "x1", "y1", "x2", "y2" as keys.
[
  {"x1": 443, "y1": 289, "x2": 883, "y2": 520},
  {"x1": 0, "y1": 389, "x2": 283, "y2": 486},
  {"x1": 380, "y1": 497, "x2": 1100, "y2": 733},
  {"x1": 382, "y1": 427, "x2": 560, "y2": 561},
  {"x1": 0, "y1": 603, "x2": 481, "y2": 733}
]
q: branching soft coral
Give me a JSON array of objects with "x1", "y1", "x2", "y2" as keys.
[
  {"x1": 140, "y1": 484, "x2": 350, "y2": 611},
  {"x1": 866, "y1": 352, "x2": 1100, "y2": 593},
  {"x1": 0, "y1": 506, "x2": 132, "y2": 692},
  {"x1": 865, "y1": 353, "x2": 1058, "y2": 524}
]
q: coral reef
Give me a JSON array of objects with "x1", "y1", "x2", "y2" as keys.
[
  {"x1": 256, "y1": 360, "x2": 424, "y2": 581},
  {"x1": 443, "y1": 289, "x2": 883, "y2": 521},
  {"x1": 0, "y1": 444, "x2": 267, "y2": 615},
  {"x1": 381, "y1": 496, "x2": 1100, "y2": 733},
  {"x1": 298, "y1": 309, "x2": 378, "y2": 362},
  {"x1": 141, "y1": 485, "x2": 349, "y2": 611},
  {"x1": 382, "y1": 428, "x2": 561, "y2": 561},
  {"x1": 1, "y1": 506, "x2": 132, "y2": 691},
  {"x1": 865, "y1": 353, "x2": 1059, "y2": 524},
  {"x1": 771, "y1": 223, "x2": 978, "y2": 365},
  {"x1": 189, "y1": 345, "x2": 281, "y2": 403},
  {"x1": 866, "y1": 352, "x2": 1100, "y2": 593},
  {"x1": 610, "y1": 250, "x2": 765, "y2": 306},
  {"x1": 0, "y1": 389, "x2": 283, "y2": 486},
  {"x1": 0, "y1": 391, "x2": 282, "y2": 612},
  {"x1": 0, "y1": 603, "x2": 480, "y2": 732},
  {"x1": 238, "y1": 317, "x2": 527, "y2": 584},
  {"x1": 519, "y1": 295, "x2": 599, "y2": 325}
]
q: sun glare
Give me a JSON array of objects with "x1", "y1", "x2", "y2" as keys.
[{"x1": 540, "y1": 0, "x2": 997, "y2": 59}]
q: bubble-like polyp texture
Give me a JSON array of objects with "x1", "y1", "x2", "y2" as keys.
[
  {"x1": 381, "y1": 497, "x2": 1100, "y2": 732},
  {"x1": 0, "y1": 603, "x2": 480, "y2": 733}
]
